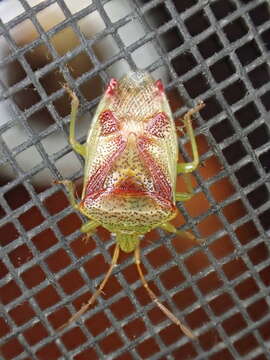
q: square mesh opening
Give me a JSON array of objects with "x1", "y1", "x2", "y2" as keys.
[{"x1": 0, "y1": 0, "x2": 270, "y2": 359}]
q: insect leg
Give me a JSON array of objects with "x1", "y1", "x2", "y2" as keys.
[
  {"x1": 80, "y1": 220, "x2": 100, "y2": 234},
  {"x1": 176, "y1": 173, "x2": 194, "y2": 201},
  {"x1": 55, "y1": 180, "x2": 99, "y2": 235},
  {"x1": 159, "y1": 222, "x2": 199, "y2": 242},
  {"x1": 175, "y1": 192, "x2": 193, "y2": 201},
  {"x1": 66, "y1": 88, "x2": 86, "y2": 157},
  {"x1": 58, "y1": 244, "x2": 120, "y2": 331},
  {"x1": 55, "y1": 179, "x2": 78, "y2": 208},
  {"x1": 80, "y1": 220, "x2": 100, "y2": 243},
  {"x1": 177, "y1": 101, "x2": 205, "y2": 174},
  {"x1": 135, "y1": 245, "x2": 195, "y2": 339}
]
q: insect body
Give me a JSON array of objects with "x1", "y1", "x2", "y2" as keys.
[{"x1": 58, "y1": 71, "x2": 204, "y2": 337}]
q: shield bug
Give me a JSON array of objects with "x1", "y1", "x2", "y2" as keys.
[{"x1": 57, "y1": 71, "x2": 205, "y2": 338}]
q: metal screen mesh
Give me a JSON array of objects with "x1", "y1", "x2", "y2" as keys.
[{"x1": 0, "y1": 0, "x2": 270, "y2": 358}]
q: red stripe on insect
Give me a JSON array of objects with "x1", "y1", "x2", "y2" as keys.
[
  {"x1": 137, "y1": 136, "x2": 172, "y2": 202},
  {"x1": 105, "y1": 78, "x2": 118, "y2": 96},
  {"x1": 84, "y1": 136, "x2": 126, "y2": 199},
  {"x1": 146, "y1": 112, "x2": 169, "y2": 138},
  {"x1": 99, "y1": 110, "x2": 120, "y2": 135}
]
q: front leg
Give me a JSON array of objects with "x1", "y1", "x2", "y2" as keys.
[
  {"x1": 65, "y1": 86, "x2": 86, "y2": 157},
  {"x1": 177, "y1": 102, "x2": 205, "y2": 174}
]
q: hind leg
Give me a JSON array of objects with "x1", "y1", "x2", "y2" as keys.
[
  {"x1": 58, "y1": 244, "x2": 120, "y2": 331},
  {"x1": 134, "y1": 245, "x2": 195, "y2": 339}
]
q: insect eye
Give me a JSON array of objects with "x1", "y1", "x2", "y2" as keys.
[
  {"x1": 99, "y1": 110, "x2": 119, "y2": 135},
  {"x1": 146, "y1": 112, "x2": 169, "y2": 138}
]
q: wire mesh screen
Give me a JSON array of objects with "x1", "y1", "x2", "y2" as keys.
[{"x1": 0, "y1": 0, "x2": 270, "y2": 358}]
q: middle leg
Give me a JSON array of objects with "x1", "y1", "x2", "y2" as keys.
[
  {"x1": 159, "y1": 222, "x2": 198, "y2": 242},
  {"x1": 55, "y1": 179, "x2": 100, "y2": 236},
  {"x1": 176, "y1": 173, "x2": 194, "y2": 202}
]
